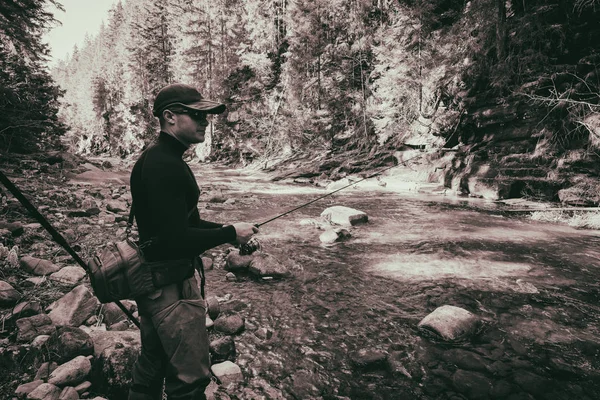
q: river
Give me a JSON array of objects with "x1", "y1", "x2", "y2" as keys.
[{"x1": 194, "y1": 165, "x2": 600, "y2": 400}]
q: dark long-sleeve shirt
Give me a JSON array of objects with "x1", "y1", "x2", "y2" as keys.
[{"x1": 130, "y1": 132, "x2": 236, "y2": 261}]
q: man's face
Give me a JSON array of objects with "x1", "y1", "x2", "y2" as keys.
[{"x1": 171, "y1": 108, "x2": 210, "y2": 145}]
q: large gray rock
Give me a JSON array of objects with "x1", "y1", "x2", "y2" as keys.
[
  {"x1": 417, "y1": 305, "x2": 481, "y2": 341},
  {"x1": 210, "y1": 361, "x2": 243, "y2": 387},
  {"x1": 46, "y1": 326, "x2": 94, "y2": 363},
  {"x1": 49, "y1": 266, "x2": 87, "y2": 286},
  {"x1": 89, "y1": 330, "x2": 141, "y2": 400},
  {"x1": 16, "y1": 314, "x2": 55, "y2": 343},
  {"x1": 0, "y1": 280, "x2": 21, "y2": 306},
  {"x1": 321, "y1": 206, "x2": 368, "y2": 226},
  {"x1": 26, "y1": 382, "x2": 61, "y2": 400},
  {"x1": 225, "y1": 250, "x2": 253, "y2": 272},
  {"x1": 20, "y1": 256, "x2": 61, "y2": 276},
  {"x1": 48, "y1": 356, "x2": 91, "y2": 387},
  {"x1": 48, "y1": 285, "x2": 99, "y2": 327},
  {"x1": 248, "y1": 253, "x2": 289, "y2": 278},
  {"x1": 214, "y1": 315, "x2": 245, "y2": 335}
]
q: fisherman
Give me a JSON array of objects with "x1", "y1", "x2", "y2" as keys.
[{"x1": 128, "y1": 83, "x2": 258, "y2": 400}]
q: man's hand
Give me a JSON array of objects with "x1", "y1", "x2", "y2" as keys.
[{"x1": 232, "y1": 222, "x2": 259, "y2": 245}]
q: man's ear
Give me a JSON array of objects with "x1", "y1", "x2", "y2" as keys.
[{"x1": 163, "y1": 109, "x2": 176, "y2": 124}]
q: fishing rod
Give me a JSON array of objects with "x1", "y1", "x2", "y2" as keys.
[{"x1": 256, "y1": 151, "x2": 427, "y2": 227}]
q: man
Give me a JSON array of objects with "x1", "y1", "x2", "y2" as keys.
[{"x1": 128, "y1": 83, "x2": 258, "y2": 400}]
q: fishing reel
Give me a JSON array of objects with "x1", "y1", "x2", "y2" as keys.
[{"x1": 239, "y1": 237, "x2": 262, "y2": 255}]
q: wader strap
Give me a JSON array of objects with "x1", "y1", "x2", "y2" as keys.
[
  {"x1": 196, "y1": 257, "x2": 206, "y2": 299},
  {"x1": 0, "y1": 168, "x2": 140, "y2": 328}
]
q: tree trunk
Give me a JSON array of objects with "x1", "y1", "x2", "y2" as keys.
[{"x1": 496, "y1": 0, "x2": 507, "y2": 61}]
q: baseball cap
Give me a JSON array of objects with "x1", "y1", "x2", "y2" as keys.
[{"x1": 152, "y1": 83, "x2": 226, "y2": 117}]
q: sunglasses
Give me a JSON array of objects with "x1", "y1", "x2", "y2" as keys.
[{"x1": 171, "y1": 108, "x2": 210, "y2": 121}]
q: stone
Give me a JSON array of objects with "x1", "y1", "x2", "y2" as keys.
[
  {"x1": 48, "y1": 356, "x2": 92, "y2": 387},
  {"x1": 451, "y1": 369, "x2": 493, "y2": 400},
  {"x1": 73, "y1": 381, "x2": 91, "y2": 395},
  {"x1": 0, "y1": 280, "x2": 21, "y2": 306},
  {"x1": 15, "y1": 380, "x2": 44, "y2": 398},
  {"x1": 35, "y1": 362, "x2": 59, "y2": 381},
  {"x1": 46, "y1": 326, "x2": 94, "y2": 363},
  {"x1": 13, "y1": 301, "x2": 43, "y2": 318},
  {"x1": 25, "y1": 277, "x2": 47, "y2": 287},
  {"x1": 88, "y1": 330, "x2": 141, "y2": 400},
  {"x1": 99, "y1": 301, "x2": 136, "y2": 326},
  {"x1": 210, "y1": 336, "x2": 236, "y2": 363},
  {"x1": 210, "y1": 361, "x2": 243, "y2": 386},
  {"x1": 214, "y1": 315, "x2": 245, "y2": 335},
  {"x1": 225, "y1": 250, "x2": 253, "y2": 272},
  {"x1": 58, "y1": 387, "x2": 79, "y2": 400},
  {"x1": 0, "y1": 220, "x2": 24, "y2": 236},
  {"x1": 20, "y1": 256, "x2": 61, "y2": 276},
  {"x1": 26, "y1": 383, "x2": 61, "y2": 400},
  {"x1": 248, "y1": 253, "x2": 289, "y2": 278},
  {"x1": 442, "y1": 349, "x2": 489, "y2": 372},
  {"x1": 321, "y1": 206, "x2": 368, "y2": 226},
  {"x1": 225, "y1": 272, "x2": 237, "y2": 282},
  {"x1": 16, "y1": 314, "x2": 55, "y2": 342},
  {"x1": 32, "y1": 335, "x2": 51, "y2": 349},
  {"x1": 513, "y1": 370, "x2": 553, "y2": 397},
  {"x1": 201, "y1": 256, "x2": 213, "y2": 270},
  {"x1": 417, "y1": 305, "x2": 481, "y2": 341},
  {"x1": 49, "y1": 267, "x2": 87, "y2": 286},
  {"x1": 254, "y1": 327, "x2": 273, "y2": 340},
  {"x1": 7, "y1": 247, "x2": 19, "y2": 267},
  {"x1": 106, "y1": 201, "x2": 128, "y2": 213},
  {"x1": 206, "y1": 316, "x2": 214, "y2": 329},
  {"x1": 348, "y1": 348, "x2": 388, "y2": 370},
  {"x1": 48, "y1": 285, "x2": 99, "y2": 327},
  {"x1": 319, "y1": 228, "x2": 351, "y2": 244},
  {"x1": 108, "y1": 321, "x2": 129, "y2": 331},
  {"x1": 387, "y1": 351, "x2": 413, "y2": 379}
]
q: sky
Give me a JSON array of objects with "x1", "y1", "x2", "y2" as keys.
[{"x1": 44, "y1": 0, "x2": 118, "y2": 66}]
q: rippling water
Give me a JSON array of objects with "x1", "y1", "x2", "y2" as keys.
[{"x1": 195, "y1": 166, "x2": 600, "y2": 400}]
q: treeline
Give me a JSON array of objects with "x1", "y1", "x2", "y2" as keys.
[
  {"x1": 3, "y1": 0, "x2": 599, "y2": 162},
  {"x1": 0, "y1": 0, "x2": 66, "y2": 153}
]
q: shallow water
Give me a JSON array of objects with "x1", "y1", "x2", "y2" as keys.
[{"x1": 196, "y1": 166, "x2": 600, "y2": 400}]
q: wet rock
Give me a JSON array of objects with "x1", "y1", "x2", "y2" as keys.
[
  {"x1": 35, "y1": 362, "x2": 58, "y2": 381},
  {"x1": 13, "y1": 301, "x2": 43, "y2": 319},
  {"x1": 211, "y1": 361, "x2": 243, "y2": 387},
  {"x1": 89, "y1": 330, "x2": 141, "y2": 399},
  {"x1": 0, "y1": 280, "x2": 21, "y2": 306},
  {"x1": 0, "y1": 220, "x2": 24, "y2": 236},
  {"x1": 210, "y1": 336, "x2": 236, "y2": 363},
  {"x1": 16, "y1": 314, "x2": 55, "y2": 342},
  {"x1": 349, "y1": 348, "x2": 388, "y2": 370},
  {"x1": 47, "y1": 285, "x2": 99, "y2": 327},
  {"x1": 225, "y1": 250, "x2": 253, "y2": 272},
  {"x1": 46, "y1": 326, "x2": 94, "y2": 363},
  {"x1": 512, "y1": 370, "x2": 553, "y2": 397},
  {"x1": 418, "y1": 305, "x2": 481, "y2": 341},
  {"x1": 321, "y1": 206, "x2": 368, "y2": 226},
  {"x1": 49, "y1": 266, "x2": 87, "y2": 285},
  {"x1": 452, "y1": 369, "x2": 493, "y2": 400},
  {"x1": 27, "y1": 382, "x2": 61, "y2": 399},
  {"x1": 58, "y1": 386, "x2": 79, "y2": 399},
  {"x1": 319, "y1": 228, "x2": 351, "y2": 244},
  {"x1": 20, "y1": 256, "x2": 61, "y2": 276},
  {"x1": 48, "y1": 355, "x2": 91, "y2": 386},
  {"x1": 214, "y1": 315, "x2": 245, "y2": 335},
  {"x1": 15, "y1": 380, "x2": 44, "y2": 398},
  {"x1": 248, "y1": 253, "x2": 289, "y2": 278},
  {"x1": 442, "y1": 349, "x2": 489, "y2": 372}
]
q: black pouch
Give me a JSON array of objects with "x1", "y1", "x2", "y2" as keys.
[{"x1": 147, "y1": 258, "x2": 195, "y2": 288}]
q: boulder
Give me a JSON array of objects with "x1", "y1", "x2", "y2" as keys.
[
  {"x1": 20, "y1": 256, "x2": 61, "y2": 276},
  {"x1": 210, "y1": 361, "x2": 243, "y2": 387},
  {"x1": 214, "y1": 315, "x2": 245, "y2": 335},
  {"x1": 48, "y1": 285, "x2": 99, "y2": 327},
  {"x1": 248, "y1": 253, "x2": 289, "y2": 278},
  {"x1": 46, "y1": 326, "x2": 94, "y2": 363},
  {"x1": 15, "y1": 380, "x2": 44, "y2": 398},
  {"x1": 417, "y1": 305, "x2": 481, "y2": 341},
  {"x1": 210, "y1": 336, "x2": 236, "y2": 363},
  {"x1": 225, "y1": 250, "x2": 253, "y2": 272},
  {"x1": 26, "y1": 383, "x2": 61, "y2": 400},
  {"x1": 321, "y1": 206, "x2": 368, "y2": 226},
  {"x1": 16, "y1": 314, "x2": 55, "y2": 343},
  {"x1": 48, "y1": 356, "x2": 91, "y2": 387},
  {"x1": 0, "y1": 280, "x2": 21, "y2": 306},
  {"x1": 89, "y1": 331, "x2": 141, "y2": 400},
  {"x1": 49, "y1": 267, "x2": 87, "y2": 286}
]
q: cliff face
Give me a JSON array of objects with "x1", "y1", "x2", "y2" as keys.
[{"x1": 440, "y1": 2, "x2": 600, "y2": 206}]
